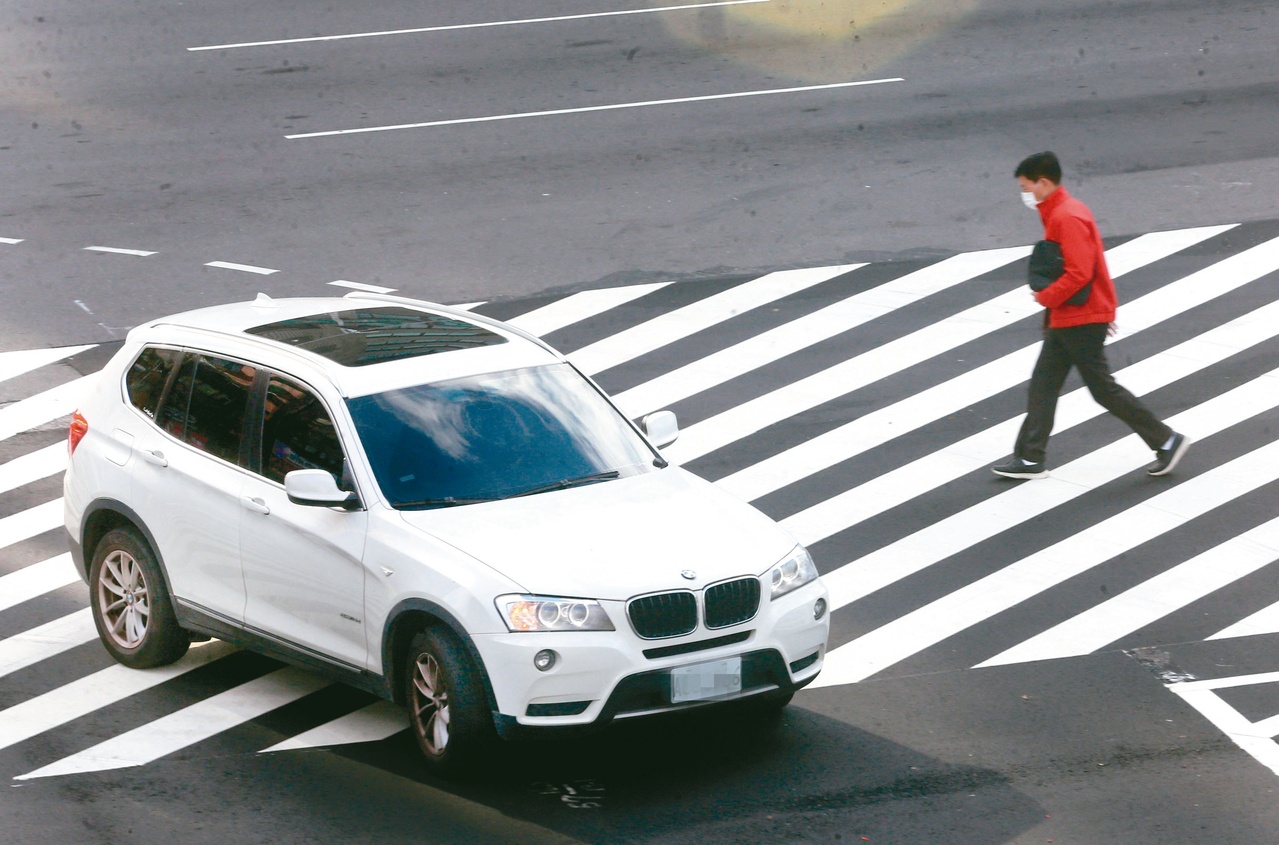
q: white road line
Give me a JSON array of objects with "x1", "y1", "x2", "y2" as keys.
[
  {"x1": 979, "y1": 516, "x2": 1279, "y2": 667},
  {"x1": 669, "y1": 226, "x2": 1252, "y2": 466},
  {"x1": 0, "y1": 373, "x2": 97, "y2": 443},
  {"x1": 0, "y1": 345, "x2": 96, "y2": 384},
  {"x1": 328, "y1": 280, "x2": 398, "y2": 294},
  {"x1": 811, "y1": 370, "x2": 1279, "y2": 687},
  {"x1": 260, "y1": 700, "x2": 406, "y2": 753},
  {"x1": 0, "y1": 443, "x2": 67, "y2": 496},
  {"x1": 83, "y1": 246, "x2": 156, "y2": 257},
  {"x1": 189, "y1": 0, "x2": 771, "y2": 51},
  {"x1": 506, "y1": 282, "x2": 673, "y2": 338},
  {"x1": 1168, "y1": 683, "x2": 1279, "y2": 777},
  {"x1": 715, "y1": 226, "x2": 1234, "y2": 499},
  {"x1": 780, "y1": 287, "x2": 1279, "y2": 549},
  {"x1": 0, "y1": 608, "x2": 97, "y2": 679},
  {"x1": 813, "y1": 325, "x2": 1279, "y2": 608},
  {"x1": 0, "y1": 553, "x2": 78, "y2": 612},
  {"x1": 570, "y1": 264, "x2": 860, "y2": 376},
  {"x1": 286, "y1": 78, "x2": 905, "y2": 139},
  {"x1": 672, "y1": 285, "x2": 1045, "y2": 462},
  {"x1": 16, "y1": 666, "x2": 330, "y2": 779},
  {"x1": 1209, "y1": 598, "x2": 1279, "y2": 641},
  {"x1": 0, "y1": 237, "x2": 23, "y2": 245},
  {"x1": 205, "y1": 260, "x2": 279, "y2": 275},
  {"x1": 0, "y1": 643, "x2": 236, "y2": 754},
  {"x1": 0, "y1": 499, "x2": 63, "y2": 551},
  {"x1": 613, "y1": 247, "x2": 1031, "y2": 418}
]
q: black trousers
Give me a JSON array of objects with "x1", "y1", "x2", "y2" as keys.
[{"x1": 1014, "y1": 322, "x2": 1172, "y2": 464}]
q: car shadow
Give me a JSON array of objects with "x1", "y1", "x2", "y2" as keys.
[{"x1": 334, "y1": 699, "x2": 1045, "y2": 844}]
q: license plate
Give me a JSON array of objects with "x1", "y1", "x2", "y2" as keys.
[{"x1": 670, "y1": 656, "x2": 742, "y2": 703}]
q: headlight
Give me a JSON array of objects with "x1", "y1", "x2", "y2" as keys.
[
  {"x1": 767, "y1": 546, "x2": 819, "y2": 600},
  {"x1": 496, "y1": 595, "x2": 615, "y2": 632}
]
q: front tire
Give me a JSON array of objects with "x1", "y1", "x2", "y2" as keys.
[
  {"x1": 89, "y1": 527, "x2": 189, "y2": 669},
  {"x1": 404, "y1": 627, "x2": 494, "y2": 775}
]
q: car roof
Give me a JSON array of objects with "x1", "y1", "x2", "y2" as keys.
[{"x1": 127, "y1": 293, "x2": 566, "y2": 398}]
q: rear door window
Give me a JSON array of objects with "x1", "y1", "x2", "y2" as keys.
[
  {"x1": 169, "y1": 355, "x2": 257, "y2": 466},
  {"x1": 187, "y1": 356, "x2": 257, "y2": 465},
  {"x1": 129, "y1": 347, "x2": 258, "y2": 468}
]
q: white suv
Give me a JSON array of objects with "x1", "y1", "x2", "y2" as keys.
[{"x1": 63, "y1": 292, "x2": 830, "y2": 774}]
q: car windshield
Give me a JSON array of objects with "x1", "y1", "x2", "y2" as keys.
[{"x1": 347, "y1": 364, "x2": 660, "y2": 509}]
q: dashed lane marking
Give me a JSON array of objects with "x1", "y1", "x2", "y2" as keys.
[
  {"x1": 205, "y1": 260, "x2": 279, "y2": 275},
  {"x1": 83, "y1": 246, "x2": 157, "y2": 257},
  {"x1": 328, "y1": 280, "x2": 398, "y2": 294}
]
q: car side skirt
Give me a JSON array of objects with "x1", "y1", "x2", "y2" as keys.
[{"x1": 175, "y1": 599, "x2": 387, "y2": 700}]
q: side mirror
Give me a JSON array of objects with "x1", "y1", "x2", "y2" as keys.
[
  {"x1": 285, "y1": 469, "x2": 361, "y2": 510},
  {"x1": 641, "y1": 410, "x2": 679, "y2": 449}
]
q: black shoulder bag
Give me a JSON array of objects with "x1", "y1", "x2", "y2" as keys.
[{"x1": 1028, "y1": 240, "x2": 1091, "y2": 306}]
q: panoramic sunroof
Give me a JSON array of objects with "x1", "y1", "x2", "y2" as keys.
[{"x1": 245, "y1": 306, "x2": 507, "y2": 367}]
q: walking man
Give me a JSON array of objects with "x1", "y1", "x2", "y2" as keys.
[{"x1": 993, "y1": 151, "x2": 1189, "y2": 480}]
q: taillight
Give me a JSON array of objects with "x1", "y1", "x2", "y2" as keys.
[{"x1": 68, "y1": 410, "x2": 89, "y2": 456}]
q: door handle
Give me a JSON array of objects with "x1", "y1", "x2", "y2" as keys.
[
  {"x1": 241, "y1": 496, "x2": 270, "y2": 515},
  {"x1": 140, "y1": 449, "x2": 168, "y2": 467}
]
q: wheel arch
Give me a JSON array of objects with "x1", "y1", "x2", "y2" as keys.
[
  {"x1": 381, "y1": 599, "x2": 499, "y2": 714},
  {"x1": 77, "y1": 499, "x2": 168, "y2": 582}
]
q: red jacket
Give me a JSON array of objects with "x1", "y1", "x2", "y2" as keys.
[{"x1": 1034, "y1": 187, "x2": 1117, "y2": 328}]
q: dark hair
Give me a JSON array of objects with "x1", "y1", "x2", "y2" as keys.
[{"x1": 1015, "y1": 151, "x2": 1062, "y2": 184}]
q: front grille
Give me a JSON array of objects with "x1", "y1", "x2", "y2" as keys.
[
  {"x1": 704, "y1": 577, "x2": 761, "y2": 629},
  {"x1": 628, "y1": 591, "x2": 697, "y2": 639}
]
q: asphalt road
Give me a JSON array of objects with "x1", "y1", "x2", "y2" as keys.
[
  {"x1": 3, "y1": 2, "x2": 1279, "y2": 843},
  {"x1": 3, "y1": 0, "x2": 1278, "y2": 347}
]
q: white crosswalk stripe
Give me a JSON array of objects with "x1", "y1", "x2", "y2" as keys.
[
  {"x1": 0, "y1": 374, "x2": 96, "y2": 441},
  {"x1": 663, "y1": 226, "x2": 1235, "y2": 464},
  {"x1": 0, "y1": 609, "x2": 97, "y2": 679},
  {"x1": 568, "y1": 263, "x2": 862, "y2": 375},
  {"x1": 16, "y1": 666, "x2": 330, "y2": 779},
  {"x1": 980, "y1": 515, "x2": 1279, "y2": 667},
  {"x1": 2, "y1": 221, "x2": 1279, "y2": 777},
  {"x1": 613, "y1": 246, "x2": 1030, "y2": 418},
  {"x1": 814, "y1": 384, "x2": 1279, "y2": 687},
  {"x1": 0, "y1": 641, "x2": 237, "y2": 755},
  {"x1": 0, "y1": 553, "x2": 78, "y2": 612},
  {"x1": 0, "y1": 345, "x2": 95, "y2": 384},
  {"x1": 782, "y1": 292, "x2": 1279, "y2": 549},
  {"x1": 506, "y1": 281, "x2": 673, "y2": 337},
  {"x1": 0, "y1": 442, "x2": 67, "y2": 496}
]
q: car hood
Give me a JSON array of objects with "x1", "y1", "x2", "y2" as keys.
[{"x1": 396, "y1": 468, "x2": 798, "y2": 599}]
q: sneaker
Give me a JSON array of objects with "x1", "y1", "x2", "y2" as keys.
[
  {"x1": 992, "y1": 458, "x2": 1048, "y2": 479},
  {"x1": 1148, "y1": 432, "x2": 1190, "y2": 477}
]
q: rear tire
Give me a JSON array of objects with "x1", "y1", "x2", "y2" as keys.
[
  {"x1": 89, "y1": 527, "x2": 189, "y2": 668},
  {"x1": 404, "y1": 627, "x2": 495, "y2": 776}
]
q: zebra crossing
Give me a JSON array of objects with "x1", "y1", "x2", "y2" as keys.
[{"x1": 3, "y1": 220, "x2": 1279, "y2": 781}]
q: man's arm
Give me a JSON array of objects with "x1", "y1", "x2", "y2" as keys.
[{"x1": 1034, "y1": 214, "x2": 1096, "y2": 308}]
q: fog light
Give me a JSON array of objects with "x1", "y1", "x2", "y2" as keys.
[
  {"x1": 813, "y1": 598, "x2": 827, "y2": 620},
  {"x1": 534, "y1": 649, "x2": 557, "y2": 672}
]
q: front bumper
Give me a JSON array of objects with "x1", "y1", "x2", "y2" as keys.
[{"x1": 475, "y1": 579, "x2": 829, "y2": 738}]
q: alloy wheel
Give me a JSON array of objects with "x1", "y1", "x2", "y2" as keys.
[
  {"x1": 411, "y1": 652, "x2": 451, "y2": 756},
  {"x1": 97, "y1": 549, "x2": 151, "y2": 649}
]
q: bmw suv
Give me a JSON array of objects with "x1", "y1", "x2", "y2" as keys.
[{"x1": 63, "y1": 292, "x2": 830, "y2": 773}]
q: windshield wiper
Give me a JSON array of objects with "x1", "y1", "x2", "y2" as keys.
[
  {"x1": 393, "y1": 496, "x2": 500, "y2": 510},
  {"x1": 509, "y1": 470, "x2": 621, "y2": 499}
]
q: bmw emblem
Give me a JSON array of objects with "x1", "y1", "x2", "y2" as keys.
[{"x1": 680, "y1": 570, "x2": 697, "y2": 581}]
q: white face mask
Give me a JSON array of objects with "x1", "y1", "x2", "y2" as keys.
[{"x1": 1020, "y1": 191, "x2": 1040, "y2": 210}]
